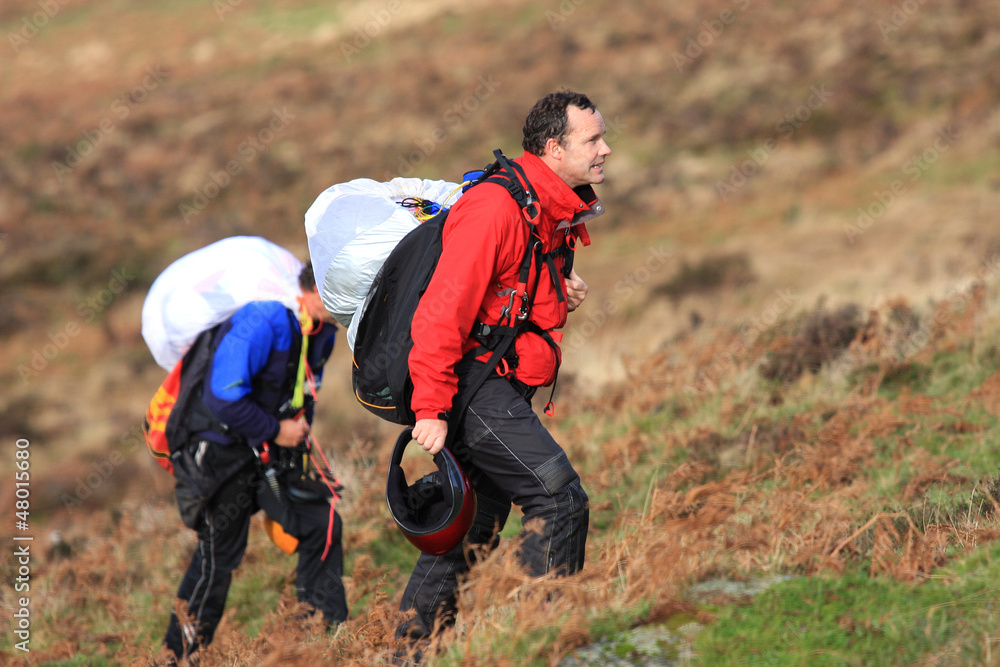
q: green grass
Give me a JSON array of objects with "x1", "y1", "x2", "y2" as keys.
[
  {"x1": 440, "y1": 602, "x2": 657, "y2": 667},
  {"x1": 227, "y1": 564, "x2": 286, "y2": 636},
  {"x1": 922, "y1": 350, "x2": 994, "y2": 397},
  {"x1": 695, "y1": 540, "x2": 1000, "y2": 665},
  {"x1": 912, "y1": 151, "x2": 1000, "y2": 189},
  {"x1": 675, "y1": 336, "x2": 1000, "y2": 665},
  {"x1": 244, "y1": 3, "x2": 343, "y2": 33},
  {"x1": 366, "y1": 525, "x2": 418, "y2": 575},
  {"x1": 872, "y1": 361, "x2": 933, "y2": 398},
  {"x1": 34, "y1": 658, "x2": 118, "y2": 667}
]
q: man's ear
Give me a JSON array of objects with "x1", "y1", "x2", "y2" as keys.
[{"x1": 544, "y1": 137, "x2": 563, "y2": 159}]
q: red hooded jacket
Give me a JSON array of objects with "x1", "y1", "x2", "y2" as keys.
[{"x1": 408, "y1": 152, "x2": 604, "y2": 422}]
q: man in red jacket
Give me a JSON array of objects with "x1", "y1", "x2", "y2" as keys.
[{"x1": 396, "y1": 90, "x2": 610, "y2": 652}]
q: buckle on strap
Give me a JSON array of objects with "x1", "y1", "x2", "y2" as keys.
[
  {"x1": 522, "y1": 201, "x2": 539, "y2": 223},
  {"x1": 498, "y1": 290, "x2": 516, "y2": 325},
  {"x1": 498, "y1": 287, "x2": 530, "y2": 324},
  {"x1": 515, "y1": 292, "x2": 530, "y2": 321}
]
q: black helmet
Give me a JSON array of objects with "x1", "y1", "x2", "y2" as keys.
[{"x1": 386, "y1": 428, "x2": 477, "y2": 555}]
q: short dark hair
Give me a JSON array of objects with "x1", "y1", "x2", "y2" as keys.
[
  {"x1": 521, "y1": 90, "x2": 596, "y2": 156},
  {"x1": 298, "y1": 263, "x2": 317, "y2": 291}
]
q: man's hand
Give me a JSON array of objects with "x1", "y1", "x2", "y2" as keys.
[
  {"x1": 413, "y1": 418, "x2": 448, "y2": 455},
  {"x1": 565, "y1": 269, "x2": 589, "y2": 312},
  {"x1": 274, "y1": 418, "x2": 310, "y2": 447}
]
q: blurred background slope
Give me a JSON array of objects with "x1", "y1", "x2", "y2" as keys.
[{"x1": 1, "y1": 0, "x2": 998, "y2": 568}]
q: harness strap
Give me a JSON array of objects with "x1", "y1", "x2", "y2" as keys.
[
  {"x1": 471, "y1": 321, "x2": 519, "y2": 344},
  {"x1": 290, "y1": 302, "x2": 312, "y2": 411},
  {"x1": 538, "y1": 330, "x2": 560, "y2": 416},
  {"x1": 492, "y1": 149, "x2": 540, "y2": 222},
  {"x1": 545, "y1": 254, "x2": 566, "y2": 304},
  {"x1": 185, "y1": 401, "x2": 236, "y2": 439},
  {"x1": 562, "y1": 232, "x2": 576, "y2": 277},
  {"x1": 444, "y1": 330, "x2": 519, "y2": 451},
  {"x1": 305, "y1": 433, "x2": 342, "y2": 561}
]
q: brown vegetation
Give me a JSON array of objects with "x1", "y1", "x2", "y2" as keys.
[
  {"x1": 5, "y1": 289, "x2": 1000, "y2": 664},
  {"x1": 4, "y1": 0, "x2": 1000, "y2": 663}
]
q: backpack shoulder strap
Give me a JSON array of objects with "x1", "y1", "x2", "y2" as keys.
[
  {"x1": 166, "y1": 324, "x2": 231, "y2": 449},
  {"x1": 477, "y1": 149, "x2": 540, "y2": 224}
]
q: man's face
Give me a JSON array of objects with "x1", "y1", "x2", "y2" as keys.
[
  {"x1": 553, "y1": 105, "x2": 611, "y2": 189},
  {"x1": 302, "y1": 287, "x2": 337, "y2": 325}
]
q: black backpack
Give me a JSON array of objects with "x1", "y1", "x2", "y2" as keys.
[
  {"x1": 352, "y1": 150, "x2": 572, "y2": 429},
  {"x1": 144, "y1": 325, "x2": 226, "y2": 475},
  {"x1": 144, "y1": 324, "x2": 246, "y2": 529}
]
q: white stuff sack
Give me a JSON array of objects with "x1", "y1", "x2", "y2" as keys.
[
  {"x1": 142, "y1": 236, "x2": 303, "y2": 370},
  {"x1": 304, "y1": 177, "x2": 462, "y2": 345}
]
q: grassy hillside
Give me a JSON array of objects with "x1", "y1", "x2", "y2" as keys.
[
  {"x1": 7, "y1": 266, "x2": 1000, "y2": 666},
  {"x1": 2, "y1": 0, "x2": 1000, "y2": 664}
]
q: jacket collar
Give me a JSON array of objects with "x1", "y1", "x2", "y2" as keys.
[{"x1": 516, "y1": 152, "x2": 605, "y2": 228}]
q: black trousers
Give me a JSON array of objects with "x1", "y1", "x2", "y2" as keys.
[
  {"x1": 397, "y1": 368, "x2": 589, "y2": 638},
  {"x1": 164, "y1": 458, "x2": 347, "y2": 659}
]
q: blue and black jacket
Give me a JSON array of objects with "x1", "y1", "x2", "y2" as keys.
[{"x1": 199, "y1": 301, "x2": 336, "y2": 447}]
